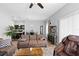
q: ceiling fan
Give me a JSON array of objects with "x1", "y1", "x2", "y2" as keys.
[{"x1": 29, "y1": 3, "x2": 44, "y2": 9}]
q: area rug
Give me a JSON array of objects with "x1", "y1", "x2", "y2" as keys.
[
  {"x1": 14, "y1": 48, "x2": 43, "y2": 56},
  {"x1": 14, "y1": 48, "x2": 30, "y2": 56}
]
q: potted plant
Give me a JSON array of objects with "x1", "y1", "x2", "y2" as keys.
[
  {"x1": 5, "y1": 25, "x2": 17, "y2": 40},
  {"x1": 30, "y1": 30, "x2": 34, "y2": 35}
]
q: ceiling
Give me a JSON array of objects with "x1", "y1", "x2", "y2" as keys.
[{"x1": 0, "y1": 3, "x2": 66, "y2": 20}]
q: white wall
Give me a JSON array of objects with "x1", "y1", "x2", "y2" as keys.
[
  {"x1": 59, "y1": 12, "x2": 79, "y2": 42},
  {"x1": 25, "y1": 20, "x2": 46, "y2": 35},
  {"x1": 0, "y1": 11, "x2": 13, "y2": 39},
  {"x1": 0, "y1": 16, "x2": 46, "y2": 39},
  {"x1": 72, "y1": 13, "x2": 79, "y2": 35},
  {"x1": 13, "y1": 20, "x2": 46, "y2": 35},
  {"x1": 59, "y1": 17, "x2": 72, "y2": 42},
  {"x1": 0, "y1": 11, "x2": 46, "y2": 39},
  {"x1": 52, "y1": 3, "x2": 79, "y2": 42},
  {"x1": 53, "y1": 3, "x2": 79, "y2": 19}
]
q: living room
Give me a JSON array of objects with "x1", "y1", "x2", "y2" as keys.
[
  {"x1": 0, "y1": 2, "x2": 79, "y2": 56},
  {"x1": 0, "y1": 3, "x2": 60, "y2": 56}
]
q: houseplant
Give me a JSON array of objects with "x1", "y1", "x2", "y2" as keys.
[{"x1": 5, "y1": 25, "x2": 17, "y2": 40}]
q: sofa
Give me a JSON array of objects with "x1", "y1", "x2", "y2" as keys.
[
  {"x1": 53, "y1": 35, "x2": 79, "y2": 56},
  {"x1": 0, "y1": 39, "x2": 12, "y2": 48},
  {"x1": 17, "y1": 35, "x2": 30, "y2": 49},
  {"x1": 37, "y1": 35, "x2": 47, "y2": 47},
  {"x1": 17, "y1": 34, "x2": 47, "y2": 49},
  {"x1": 0, "y1": 39, "x2": 17, "y2": 56}
]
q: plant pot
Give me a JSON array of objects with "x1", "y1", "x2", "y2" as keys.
[{"x1": 30, "y1": 32, "x2": 34, "y2": 35}]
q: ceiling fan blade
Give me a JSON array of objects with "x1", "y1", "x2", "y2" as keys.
[
  {"x1": 29, "y1": 3, "x2": 33, "y2": 8},
  {"x1": 37, "y1": 3, "x2": 44, "y2": 9}
]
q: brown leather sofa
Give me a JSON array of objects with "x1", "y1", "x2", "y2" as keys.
[{"x1": 53, "y1": 35, "x2": 79, "y2": 56}]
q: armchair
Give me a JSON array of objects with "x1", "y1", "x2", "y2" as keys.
[{"x1": 53, "y1": 35, "x2": 79, "y2": 56}]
